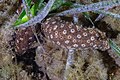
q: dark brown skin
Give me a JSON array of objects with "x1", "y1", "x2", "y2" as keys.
[
  {"x1": 42, "y1": 17, "x2": 110, "y2": 51},
  {"x1": 15, "y1": 16, "x2": 110, "y2": 54},
  {"x1": 15, "y1": 27, "x2": 35, "y2": 54}
]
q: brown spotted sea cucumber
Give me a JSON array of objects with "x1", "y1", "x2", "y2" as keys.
[
  {"x1": 15, "y1": 27, "x2": 36, "y2": 54},
  {"x1": 41, "y1": 17, "x2": 110, "y2": 51},
  {"x1": 14, "y1": 16, "x2": 110, "y2": 54}
]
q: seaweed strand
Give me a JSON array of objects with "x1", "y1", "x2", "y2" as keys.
[{"x1": 57, "y1": 0, "x2": 120, "y2": 16}]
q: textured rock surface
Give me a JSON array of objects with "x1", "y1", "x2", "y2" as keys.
[
  {"x1": 35, "y1": 43, "x2": 108, "y2": 80},
  {"x1": 1, "y1": 1, "x2": 120, "y2": 79},
  {"x1": 103, "y1": 6, "x2": 120, "y2": 31},
  {"x1": 0, "y1": 0, "x2": 18, "y2": 24}
]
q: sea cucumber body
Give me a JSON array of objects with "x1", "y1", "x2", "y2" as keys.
[{"x1": 42, "y1": 17, "x2": 110, "y2": 51}]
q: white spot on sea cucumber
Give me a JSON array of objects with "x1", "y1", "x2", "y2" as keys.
[
  {"x1": 53, "y1": 25, "x2": 58, "y2": 30},
  {"x1": 66, "y1": 22, "x2": 69, "y2": 24},
  {"x1": 50, "y1": 34, "x2": 53, "y2": 39},
  {"x1": 65, "y1": 40, "x2": 69, "y2": 44},
  {"x1": 45, "y1": 21, "x2": 49, "y2": 25},
  {"x1": 70, "y1": 29, "x2": 75, "y2": 33},
  {"x1": 89, "y1": 30, "x2": 94, "y2": 34},
  {"x1": 20, "y1": 38, "x2": 23, "y2": 41},
  {"x1": 45, "y1": 25, "x2": 50, "y2": 32},
  {"x1": 21, "y1": 28, "x2": 26, "y2": 30},
  {"x1": 17, "y1": 40, "x2": 19, "y2": 43},
  {"x1": 55, "y1": 34, "x2": 58, "y2": 38},
  {"x1": 76, "y1": 25, "x2": 80, "y2": 31},
  {"x1": 61, "y1": 24, "x2": 64, "y2": 28},
  {"x1": 86, "y1": 40, "x2": 90, "y2": 43},
  {"x1": 46, "y1": 25, "x2": 50, "y2": 29},
  {"x1": 28, "y1": 42, "x2": 31, "y2": 45},
  {"x1": 63, "y1": 30, "x2": 67, "y2": 34},
  {"x1": 77, "y1": 34, "x2": 81, "y2": 38},
  {"x1": 60, "y1": 36, "x2": 63, "y2": 39},
  {"x1": 46, "y1": 18, "x2": 51, "y2": 21},
  {"x1": 67, "y1": 35, "x2": 72, "y2": 39},
  {"x1": 52, "y1": 21, "x2": 56, "y2": 24},
  {"x1": 73, "y1": 44, "x2": 78, "y2": 47},
  {"x1": 56, "y1": 41, "x2": 60, "y2": 45},
  {"x1": 25, "y1": 31, "x2": 28, "y2": 34},
  {"x1": 81, "y1": 44, "x2": 86, "y2": 47},
  {"x1": 90, "y1": 43, "x2": 93, "y2": 46},
  {"x1": 55, "y1": 31, "x2": 58, "y2": 35},
  {"x1": 83, "y1": 28, "x2": 87, "y2": 31},
  {"x1": 22, "y1": 48, "x2": 25, "y2": 50},
  {"x1": 60, "y1": 20, "x2": 63, "y2": 23},
  {"x1": 91, "y1": 36, "x2": 95, "y2": 41},
  {"x1": 83, "y1": 32, "x2": 87, "y2": 36},
  {"x1": 72, "y1": 39, "x2": 77, "y2": 43},
  {"x1": 16, "y1": 46, "x2": 19, "y2": 49},
  {"x1": 29, "y1": 37, "x2": 32, "y2": 40},
  {"x1": 95, "y1": 33, "x2": 99, "y2": 37},
  {"x1": 68, "y1": 23, "x2": 73, "y2": 28},
  {"x1": 49, "y1": 28, "x2": 52, "y2": 33},
  {"x1": 93, "y1": 45, "x2": 98, "y2": 49}
]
